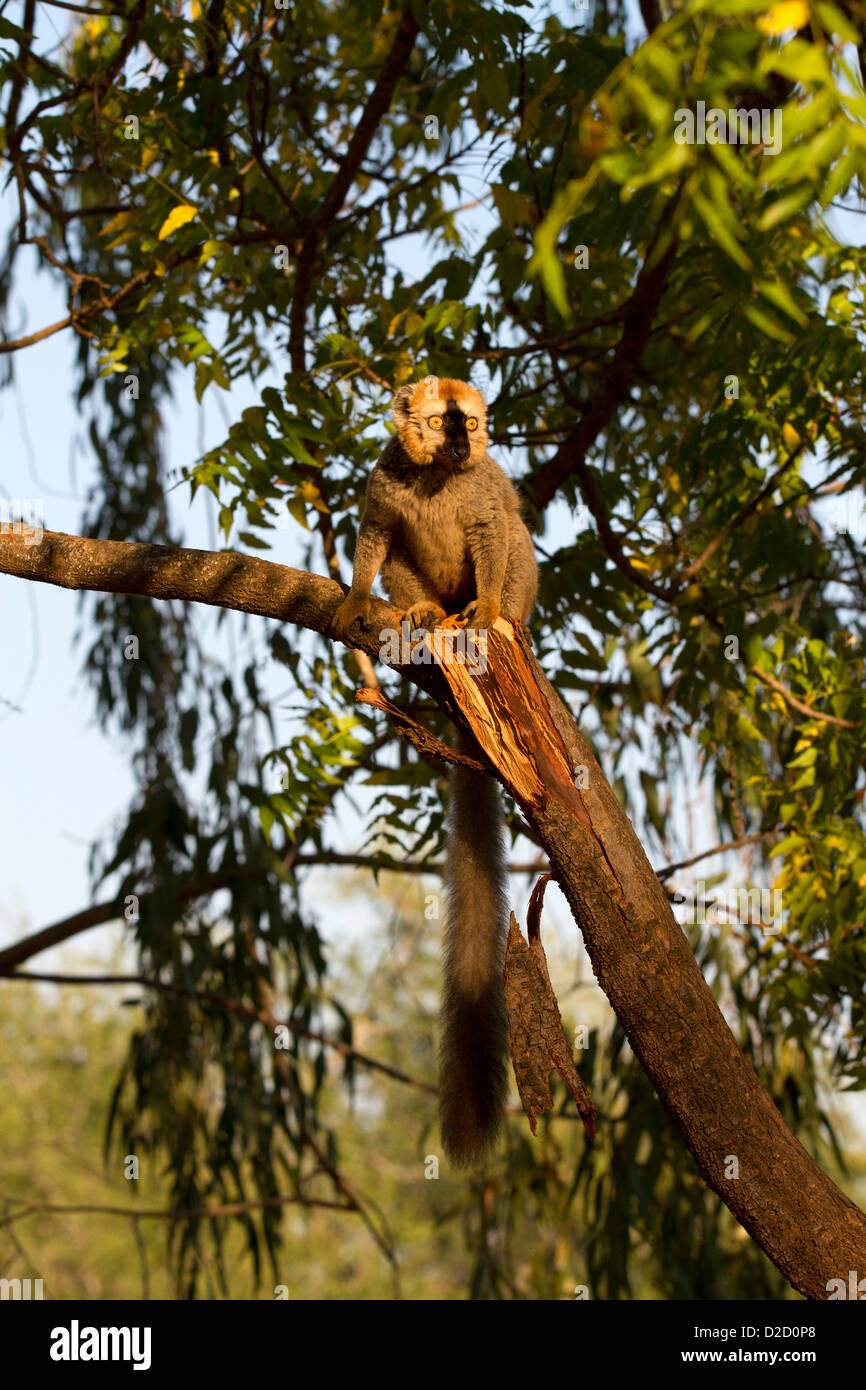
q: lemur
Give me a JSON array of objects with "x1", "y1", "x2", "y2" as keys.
[{"x1": 332, "y1": 377, "x2": 538, "y2": 1166}]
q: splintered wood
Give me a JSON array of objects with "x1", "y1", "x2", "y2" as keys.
[
  {"x1": 354, "y1": 687, "x2": 486, "y2": 770},
  {"x1": 366, "y1": 616, "x2": 596, "y2": 1143},
  {"x1": 427, "y1": 616, "x2": 588, "y2": 819}
]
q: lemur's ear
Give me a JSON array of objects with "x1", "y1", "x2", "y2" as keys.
[{"x1": 392, "y1": 384, "x2": 414, "y2": 425}]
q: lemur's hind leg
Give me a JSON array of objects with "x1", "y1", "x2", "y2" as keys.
[{"x1": 381, "y1": 554, "x2": 446, "y2": 630}]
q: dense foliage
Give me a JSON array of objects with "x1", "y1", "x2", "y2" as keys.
[{"x1": 2, "y1": 0, "x2": 865, "y2": 1297}]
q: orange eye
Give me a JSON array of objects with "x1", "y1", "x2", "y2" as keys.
[
  {"x1": 466, "y1": 418, "x2": 478, "y2": 431},
  {"x1": 428, "y1": 415, "x2": 443, "y2": 429}
]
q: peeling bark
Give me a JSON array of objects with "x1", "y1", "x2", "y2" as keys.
[
  {"x1": 504, "y1": 900, "x2": 597, "y2": 1141},
  {"x1": 354, "y1": 688, "x2": 485, "y2": 770}
]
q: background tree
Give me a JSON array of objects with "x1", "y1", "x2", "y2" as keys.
[{"x1": 1, "y1": 0, "x2": 865, "y2": 1298}]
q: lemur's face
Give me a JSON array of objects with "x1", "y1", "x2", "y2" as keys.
[{"x1": 392, "y1": 378, "x2": 489, "y2": 467}]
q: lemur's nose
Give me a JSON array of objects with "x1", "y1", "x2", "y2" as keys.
[{"x1": 449, "y1": 442, "x2": 470, "y2": 460}]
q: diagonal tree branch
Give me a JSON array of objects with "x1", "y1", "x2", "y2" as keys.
[
  {"x1": 2, "y1": 528, "x2": 865, "y2": 1297},
  {"x1": 288, "y1": 0, "x2": 423, "y2": 370},
  {"x1": 522, "y1": 202, "x2": 680, "y2": 534}
]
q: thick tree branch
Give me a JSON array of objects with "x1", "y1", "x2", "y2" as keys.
[
  {"x1": 288, "y1": 0, "x2": 422, "y2": 369},
  {"x1": 523, "y1": 203, "x2": 679, "y2": 532},
  {"x1": 2, "y1": 528, "x2": 864, "y2": 1296},
  {"x1": 0, "y1": 526, "x2": 374, "y2": 644},
  {"x1": 430, "y1": 616, "x2": 866, "y2": 1299}
]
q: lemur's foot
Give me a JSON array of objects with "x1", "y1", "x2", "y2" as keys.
[
  {"x1": 401, "y1": 601, "x2": 446, "y2": 631},
  {"x1": 459, "y1": 597, "x2": 500, "y2": 631},
  {"x1": 332, "y1": 592, "x2": 371, "y2": 640}
]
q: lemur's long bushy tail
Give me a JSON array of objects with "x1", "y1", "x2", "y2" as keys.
[{"x1": 439, "y1": 726, "x2": 509, "y2": 1167}]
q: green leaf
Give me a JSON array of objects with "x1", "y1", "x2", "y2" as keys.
[
  {"x1": 692, "y1": 188, "x2": 753, "y2": 270},
  {"x1": 0, "y1": 16, "x2": 34, "y2": 39},
  {"x1": 757, "y1": 185, "x2": 813, "y2": 232},
  {"x1": 259, "y1": 804, "x2": 275, "y2": 845},
  {"x1": 816, "y1": 2, "x2": 862, "y2": 43},
  {"x1": 743, "y1": 301, "x2": 796, "y2": 342},
  {"x1": 754, "y1": 278, "x2": 808, "y2": 327}
]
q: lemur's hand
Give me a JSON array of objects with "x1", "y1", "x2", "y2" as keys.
[
  {"x1": 332, "y1": 591, "x2": 371, "y2": 640},
  {"x1": 401, "y1": 600, "x2": 446, "y2": 631},
  {"x1": 459, "y1": 597, "x2": 500, "y2": 631}
]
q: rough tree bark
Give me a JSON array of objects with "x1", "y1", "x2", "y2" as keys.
[{"x1": 2, "y1": 529, "x2": 865, "y2": 1299}]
